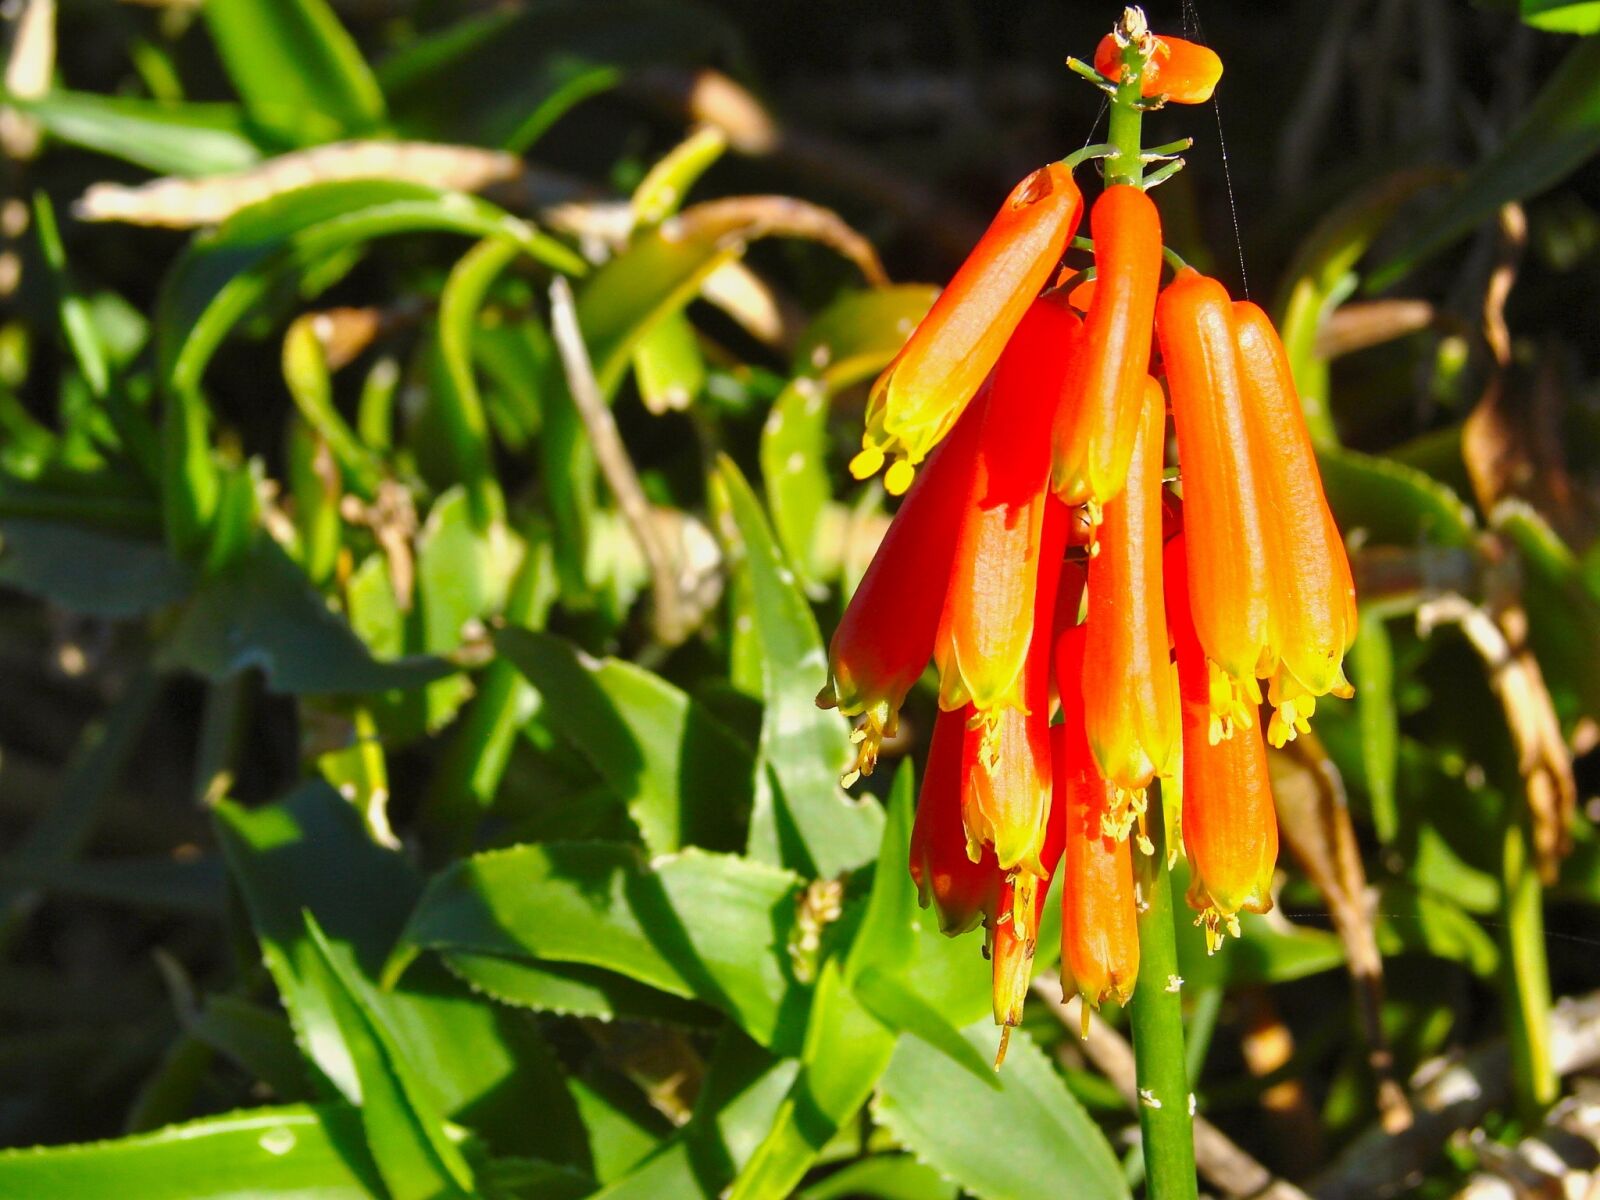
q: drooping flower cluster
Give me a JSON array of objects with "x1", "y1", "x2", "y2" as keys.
[{"x1": 817, "y1": 16, "x2": 1354, "y2": 1038}]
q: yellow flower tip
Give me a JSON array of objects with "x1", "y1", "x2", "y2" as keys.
[
  {"x1": 1078, "y1": 997, "x2": 1093, "y2": 1041},
  {"x1": 840, "y1": 705, "x2": 894, "y2": 784},
  {"x1": 848, "y1": 445, "x2": 885, "y2": 481},
  {"x1": 994, "y1": 1025, "x2": 1013, "y2": 1069},
  {"x1": 884, "y1": 458, "x2": 916, "y2": 496},
  {"x1": 1098, "y1": 786, "x2": 1147, "y2": 842},
  {"x1": 1197, "y1": 907, "x2": 1243, "y2": 956},
  {"x1": 1205, "y1": 661, "x2": 1260, "y2": 744},
  {"x1": 1330, "y1": 665, "x2": 1356, "y2": 701},
  {"x1": 840, "y1": 768, "x2": 861, "y2": 789}
]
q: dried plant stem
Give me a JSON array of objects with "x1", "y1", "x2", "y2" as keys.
[{"x1": 547, "y1": 276, "x2": 688, "y2": 646}]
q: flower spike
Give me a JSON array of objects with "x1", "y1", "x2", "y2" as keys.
[
  {"x1": 854, "y1": 164, "x2": 1083, "y2": 494},
  {"x1": 1157, "y1": 268, "x2": 1271, "y2": 742},
  {"x1": 1231, "y1": 301, "x2": 1357, "y2": 746},
  {"x1": 819, "y1": 401, "x2": 985, "y2": 781}
]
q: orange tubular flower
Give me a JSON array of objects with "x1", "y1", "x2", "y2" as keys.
[
  {"x1": 910, "y1": 706, "x2": 1001, "y2": 936},
  {"x1": 936, "y1": 298, "x2": 1082, "y2": 731},
  {"x1": 819, "y1": 402, "x2": 985, "y2": 781},
  {"x1": 853, "y1": 164, "x2": 1083, "y2": 495},
  {"x1": 1166, "y1": 531, "x2": 1278, "y2": 953},
  {"x1": 990, "y1": 791, "x2": 1066, "y2": 1038},
  {"x1": 958, "y1": 496, "x2": 1071, "y2": 874},
  {"x1": 1094, "y1": 31, "x2": 1224, "y2": 104},
  {"x1": 1054, "y1": 624, "x2": 1140, "y2": 1025},
  {"x1": 1157, "y1": 268, "x2": 1271, "y2": 742},
  {"x1": 1082, "y1": 377, "x2": 1178, "y2": 818},
  {"x1": 1231, "y1": 302, "x2": 1357, "y2": 746},
  {"x1": 1051, "y1": 184, "x2": 1164, "y2": 512}
]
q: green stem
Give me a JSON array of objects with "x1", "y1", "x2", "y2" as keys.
[
  {"x1": 1501, "y1": 807, "x2": 1556, "y2": 1120},
  {"x1": 1128, "y1": 805, "x2": 1199, "y2": 1200},
  {"x1": 1104, "y1": 27, "x2": 1153, "y2": 188}
]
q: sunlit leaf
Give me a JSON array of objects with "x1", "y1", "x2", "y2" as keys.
[
  {"x1": 874, "y1": 1022, "x2": 1130, "y2": 1200},
  {"x1": 712, "y1": 456, "x2": 883, "y2": 878},
  {"x1": 2, "y1": 90, "x2": 263, "y2": 176}
]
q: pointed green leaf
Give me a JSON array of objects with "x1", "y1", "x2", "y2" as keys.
[
  {"x1": 215, "y1": 783, "x2": 590, "y2": 1166},
  {"x1": 1, "y1": 90, "x2": 263, "y2": 175},
  {"x1": 494, "y1": 626, "x2": 750, "y2": 855},
  {"x1": 1370, "y1": 37, "x2": 1600, "y2": 287},
  {"x1": 712, "y1": 456, "x2": 883, "y2": 878},
  {"x1": 844, "y1": 761, "x2": 918, "y2": 984},
  {"x1": 0, "y1": 1104, "x2": 383, "y2": 1197},
  {"x1": 874, "y1": 1022, "x2": 1130, "y2": 1200},
  {"x1": 301, "y1": 914, "x2": 476, "y2": 1199},
  {"x1": 728, "y1": 958, "x2": 897, "y2": 1200},
  {"x1": 203, "y1": 0, "x2": 386, "y2": 144},
  {"x1": 392, "y1": 842, "x2": 805, "y2": 1050}
]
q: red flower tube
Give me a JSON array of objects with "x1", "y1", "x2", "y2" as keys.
[
  {"x1": 819, "y1": 401, "x2": 985, "y2": 781},
  {"x1": 1157, "y1": 268, "x2": 1271, "y2": 743},
  {"x1": 1166, "y1": 531, "x2": 1278, "y2": 953},
  {"x1": 853, "y1": 163, "x2": 1083, "y2": 495},
  {"x1": 1051, "y1": 184, "x2": 1164, "y2": 512},
  {"x1": 1055, "y1": 623, "x2": 1140, "y2": 1025},
  {"x1": 909, "y1": 705, "x2": 1001, "y2": 936},
  {"x1": 1081, "y1": 376, "x2": 1178, "y2": 811},
  {"x1": 935, "y1": 298, "x2": 1083, "y2": 733},
  {"x1": 1094, "y1": 31, "x2": 1224, "y2": 104},
  {"x1": 958, "y1": 496, "x2": 1072, "y2": 874}
]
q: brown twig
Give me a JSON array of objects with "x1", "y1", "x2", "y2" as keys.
[
  {"x1": 1031, "y1": 976, "x2": 1313, "y2": 1200},
  {"x1": 547, "y1": 276, "x2": 689, "y2": 647},
  {"x1": 1312, "y1": 990, "x2": 1600, "y2": 1200}
]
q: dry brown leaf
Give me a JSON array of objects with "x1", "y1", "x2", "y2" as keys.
[
  {"x1": 75, "y1": 140, "x2": 523, "y2": 228},
  {"x1": 671, "y1": 194, "x2": 889, "y2": 287}
]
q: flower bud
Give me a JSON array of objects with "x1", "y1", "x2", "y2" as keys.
[{"x1": 854, "y1": 164, "x2": 1083, "y2": 493}]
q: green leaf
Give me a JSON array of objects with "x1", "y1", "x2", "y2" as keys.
[
  {"x1": 1521, "y1": 0, "x2": 1600, "y2": 34},
  {"x1": 0, "y1": 1104, "x2": 384, "y2": 1197},
  {"x1": 494, "y1": 627, "x2": 751, "y2": 855},
  {"x1": 1494, "y1": 500, "x2": 1600, "y2": 724},
  {"x1": 1352, "y1": 611, "x2": 1400, "y2": 844},
  {"x1": 377, "y1": 1, "x2": 738, "y2": 151},
  {"x1": 1319, "y1": 445, "x2": 1477, "y2": 550},
  {"x1": 214, "y1": 783, "x2": 590, "y2": 1166},
  {"x1": 391, "y1": 841, "x2": 805, "y2": 1050},
  {"x1": 1273, "y1": 169, "x2": 1448, "y2": 444},
  {"x1": 0, "y1": 855, "x2": 224, "y2": 916},
  {"x1": 159, "y1": 178, "x2": 583, "y2": 406},
  {"x1": 1371, "y1": 37, "x2": 1600, "y2": 286},
  {"x1": 442, "y1": 950, "x2": 714, "y2": 1026},
  {"x1": 797, "y1": 1155, "x2": 957, "y2": 1200},
  {"x1": 1375, "y1": 883, "x2": 1499, "y2": 977},
  {"x1": 436, "y1": 238, "x2": 520, "y2": 527},
  {"x1": 301, "y1": 914, "x2": 477, "y2": 1199},
  {"x1": 874, "y1": 1021, "x2": 1130, "y2": 1200},
  {"x1": 711, "y1": 456, "x2": 883, "y2": 878},
  {"x1": 3, "y1": 90, "x2": 263, "y2": 176},
  {"x1": 761, "y1": 285, "x2": 936, "y2": 584},
  {"x1": 590, "y1": 1031, "x2": 800, "y2": 1199},
  {"x1": 728, "y1": 958, "x2": 897, "y2": 1200},
  {"x1": 632, "y1": 312, "x2": 706, "y2": 414},
  {"x1": 0, "y1": 520, "x2": 189, "y2": 618},
  {"x1": 187, "y1": 994, "x2": 312, "y2": 1101},
  {"x1": 844, "y1": 762, "x2": 919, "y2": 984},
  {"x1": 850, "y1": 967, "x2": 998, "y2": 1088},
  {"x1": 203, "y1": 0, "x2": 386, "y2": 145},
  {"x1": 157, "y1": 537, "x2": 450, "y2": 694}
]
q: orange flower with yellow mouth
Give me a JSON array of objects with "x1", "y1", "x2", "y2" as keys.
[
  {"x1": 852, "y1": 164, "x2": 1083, "y2": 496},
  {"x1": 1157, "y1": 268, "x2": 1271, "y2": 743},
  {"x1": 1231, "y1": 302, "x2": 1357, "y2": 746},
  {"x1": 1080, "y1": 375, "x2": 1178, "y2": 829},
  {"x1": 819, "y1": 401, "x2": 985, "y2": 782},
  {"x1": 935, "y1": 297, "x2": 1082, "y2": 735},
  {"x1": 1051, "y1": 184, "x2": 1164, "y2": 514},
  {"x1": 1054, "y1": 622, "x2": 1141, "y2": 1028},
  {"x1": 1166, "y1": 530, "x2": 1278, "y2": 952}
]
